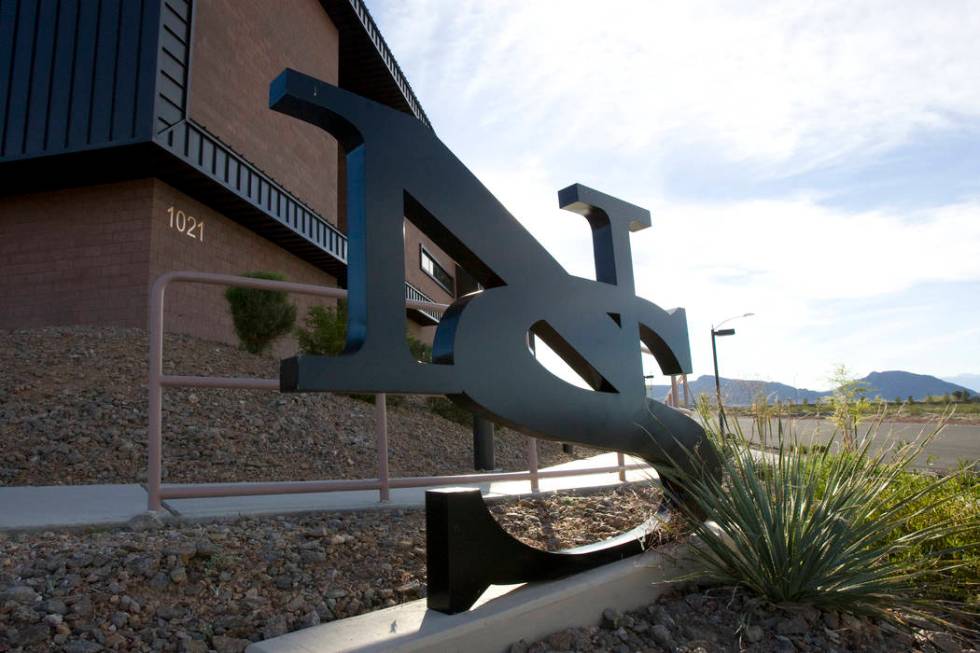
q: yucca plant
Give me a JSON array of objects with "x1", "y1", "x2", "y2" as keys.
[{"x1": 657, "y1": 407, "x2": 979, "y2": 628}]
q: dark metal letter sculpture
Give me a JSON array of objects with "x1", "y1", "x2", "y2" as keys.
[{"x1": 270, "y1": 69, "x2": 720, "y2": 612}]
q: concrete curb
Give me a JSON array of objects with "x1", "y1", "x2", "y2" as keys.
[{"x1": 246, "y1": 542, "x2": 696, "y2": 653}]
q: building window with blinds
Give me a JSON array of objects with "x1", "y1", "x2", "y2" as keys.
[{"x1": 420, "y1": 245, "x2": 454, "y2": 295}]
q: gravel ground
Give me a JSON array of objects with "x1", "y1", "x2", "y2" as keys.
[
  {"x1": 514, "y1": 585, "x2": 979, "y2": 653},
  {"x1": 0, "y1": 326, "x2": 590, "y2": 487},
  {"x1": 0, "y1": 486, "x2": 662, "y2": 652},
  {"x1": 9, "y1": 328, "x2": 972, "y2": 652}
]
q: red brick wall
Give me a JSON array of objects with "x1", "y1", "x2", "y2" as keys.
[
  {"x1": 0, "y1": 180, "x2": 339, "y2": 354},
  {"x1": 149, "y1": 180, "x2": 338, "y2": 352},
  {"x1": 0, "y1": 181, "x2": 154, "y2": 330},
  {"x1": 189, "y1": 0, "x2": 341, "y2": 223}
]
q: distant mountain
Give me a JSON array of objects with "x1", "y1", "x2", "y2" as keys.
[
  {"x1": 648, "y1": 375, "x2": 827, "y2": 406},
  {"x1": 648, "y1": 370, "x2": 975, "y2": 406},
  {"x1": 862, "y1": 371, "x2": 975, "y2": 402},
  {"x1": 943, "y1": 374, "x2": 980, "y2": 393}
]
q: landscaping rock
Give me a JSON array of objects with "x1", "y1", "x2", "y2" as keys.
[
  {"x1": 0, "y1": 326, "x2": 591, "y2": 487},
  {"x1": 181, "y1": 639, "x2": 208, "y2": 653},
  {"x1": 63, "y1": 640, "x2": 103, "y2": 653},
  {"x1": 262, "y1": 615, "x2": 289, "y2": 640},
  {"x1": 516, "y1": 586, "x2": 979, "y2": 652},
  {"x1": 169, "y1": 566, "x2": 188, "y2": 584},
  {"x1": 929, "y1": 631, "x2": 962, "y2": 653},
  {"x1": 0, "y1": 486, "x2": 663, "y2": 652},
  {"x1": 651, "y1": 623, "x2": 675, "y2": 647},
  {"x1": 2, "y1": 585, "x2": 39, "y2": 605},
  {"x1": 211, "y1": 635, "x2": 252, "y2": 653},
  {"x1": 601, "y1": 607, "x2": 623, "y2": 629},
  {"x1": 745, "y1": 624, "x2": 764, "y2": 642},
  {"x1": 127, "y1": 512, "x2": 166, "y2": 532},
  {"x1": 10, "y1": 624, "x2": 50, "y2": 647},
  {"x1": 776, "y1": 614, "x2": 808, "y2": 635}
]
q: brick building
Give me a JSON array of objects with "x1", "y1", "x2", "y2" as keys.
[{"x1": 0, "y1": 0, "x2": 470, "y2": 345}]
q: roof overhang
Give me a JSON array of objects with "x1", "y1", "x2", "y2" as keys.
[{"x1": 320, "y1": 0, "x2": 431, "y2": 129}]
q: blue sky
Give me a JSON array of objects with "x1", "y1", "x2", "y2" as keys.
[{"x1": 370, "y1": 0, "x2": 980, "y2": 390}]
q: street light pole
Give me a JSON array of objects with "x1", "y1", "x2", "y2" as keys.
[
  {"x1": 710, "y1": 313, "x2": 755, "y2": 434},
  {"x1": 711, "y1": 328, "x2": 722, "y2": 428},
  {"x1": 711, "y1": 327, "x2": 734, "y2": 432}
]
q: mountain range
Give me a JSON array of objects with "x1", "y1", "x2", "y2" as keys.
[{"x1": 648, "y1": 370, "x2": 976, "y2": 406}]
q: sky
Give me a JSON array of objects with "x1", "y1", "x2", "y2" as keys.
[{"x1": 370, "y1": 0, "x2": 980, "y2": 390}]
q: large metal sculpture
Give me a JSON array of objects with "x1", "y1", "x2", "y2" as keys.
[{"x1": 271, "y1": 68, "x2": 720, "y2": 612}]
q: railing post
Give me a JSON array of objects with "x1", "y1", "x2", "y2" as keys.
[
  {"x1": 526, "y1": 437, "x2": 539, "y2": 493},
  {"x1": 670, "y1": 376, "x2": 680, "y2": 408},
  {"x1": 617, "y1": 451, "x2": 626, "y2": 482},
  {"x1": 375, "y1": 393, "x2": 390, "y2": 502},
  {"x1": 682, "y1": 373, "x2": 690, "y2": 408},
  {"x1": 147, "y1": 276, "x2": 167, "y2": 512}
]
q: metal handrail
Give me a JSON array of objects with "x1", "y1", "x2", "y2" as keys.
[{"x1": 146, "y1": 271, "x2": 650, "y2": 511}]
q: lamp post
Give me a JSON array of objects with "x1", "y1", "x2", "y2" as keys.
[{"x1": 711, "y1": 313, "x2": 754, "y2": 433}]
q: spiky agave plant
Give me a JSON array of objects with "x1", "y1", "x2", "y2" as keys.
[{"x1": 657, "y1": 407, "x2": 979, "y2": 627}]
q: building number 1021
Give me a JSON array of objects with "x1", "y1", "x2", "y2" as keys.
[{"x1": 167, "y1": 206, "x2": 205, "y2": 242}]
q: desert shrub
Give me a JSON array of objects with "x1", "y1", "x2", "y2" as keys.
[
  {"x1": 224, "y1": 271, "x2": 296, "y2": 354},
  {"x1": 426, "y1": 397, "x2": 472, "y2": 427},
  {"x1": 875, "y1": 461, "x2": 979, "y2": 606},
  {"x1": 295, "y1": 303, "x2": 433, "y2": 408},
  {"x1": 407, "y1": 334, "x2": 432, "y2": 363},
  {"x1": 296, "y1": 302, "x2": 433, "y2": 363},
  {"x1": 660, "y1": 408, "x2": 979, "y2": 626},
  {"x1": 296, "y1": 301, "x2": 348, "y2": 356},
  {"x1": 827, "y1": 364, "x2": 874, "y2": 450}
]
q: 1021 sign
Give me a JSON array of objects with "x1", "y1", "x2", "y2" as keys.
[{"x1": 167, "y1": 206, "x2": 205, "y2": 242}]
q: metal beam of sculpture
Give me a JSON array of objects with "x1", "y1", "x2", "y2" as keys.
[
  {"x1": 426, "y1": 488, "x2": 654, "y2": 614},
  {"x1": 269, "y1": 68, "x2": 720, "y2": 611}
]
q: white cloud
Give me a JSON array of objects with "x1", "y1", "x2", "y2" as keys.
[
  {"x1": 378, "y1": 0, "x2": 980, "y2": 174},
  {"x1": 645, "y1": 198, "x2": 980, "y2": 302},
  {"x1": 640, "y1": 198, "x2": 980, "y2": 387}
]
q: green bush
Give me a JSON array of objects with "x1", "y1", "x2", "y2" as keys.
[
  {"x1": 296, "y1": 301, "x2": 348, "y2": 356},
  {"x1": 294, "y1": 303, "x2": 433, "y2": 409},
  {"x1": 426, "y1": 397, "x2": 472, "y2": 427},
  {"x1": 407, "y1": 335, "x2": 432, "y2": 363},
  {"x1": 875, "y1": 461, "x2": 979, "y2": 606},
  {"x1": 224, "y1": 272, "x2": 296, "y2": 354},
  {"x1": 295, "y1": 301, "x2": 433, "y2": 363},
  {"x1": 827, "y1": 364, "x2": 874, "y2": 450},
  {"x1": 660, "y1": 408, "x2": 979, "y2": 626}
]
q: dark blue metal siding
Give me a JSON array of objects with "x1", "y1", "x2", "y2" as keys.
[
  {"x1": 154, "y1": 0, "x2": 189, "y2": 133},
  {"x1": 0, "y1": 0, "x2": 354, "y2": 275},
  {"x1": 157, "y1": 119, "x2": 349, "y2": 266},
  {"x1": 0, "y1": 0, "x2": 161, "y2": 161}
]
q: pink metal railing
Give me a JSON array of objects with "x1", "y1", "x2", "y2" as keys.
[
  {"x1": 147, "y1": 271, "x2": 651, "y2": 511},
  {"x1": 663, "y1": 374, "x2": 690, "y2": 408}
]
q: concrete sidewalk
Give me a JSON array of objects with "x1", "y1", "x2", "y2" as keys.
[{"x1": 0, "y1": 453, "x2": 657, "y2": 531}]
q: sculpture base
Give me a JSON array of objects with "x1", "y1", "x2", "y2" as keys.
[
  {"x1": 425, "y1": 487, "x2": 660, "y2": 614},
  {"x1": 245, "y1": 542, "x2": 693, "y2": 653}
]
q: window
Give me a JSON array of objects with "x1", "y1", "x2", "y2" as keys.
[{"x1": 420, "y1": 245, "x2": 454, "y2": 294}]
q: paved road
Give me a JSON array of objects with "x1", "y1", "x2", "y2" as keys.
[{"x1": 728, "y1": 416, "x2": 979, "y2": 471}]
